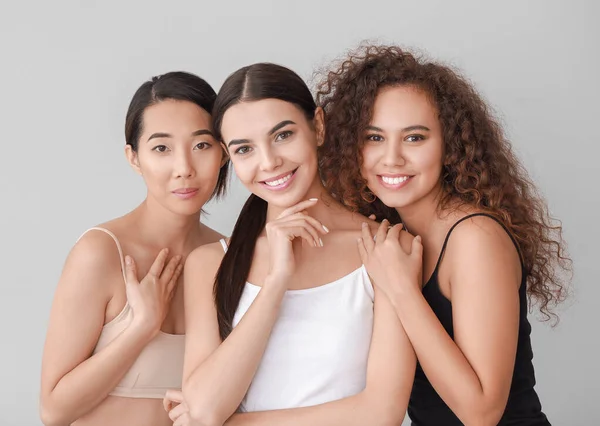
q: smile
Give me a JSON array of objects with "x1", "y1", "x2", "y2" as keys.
[
  {"x1": 378, "y1": 174, "x2": 413, "y2": 189},
  {"x1": 260, "y1": 168, "x2": 298, "y2": 191}
]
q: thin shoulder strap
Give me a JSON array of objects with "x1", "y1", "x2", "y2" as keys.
[
  {"x1": 77, "y1": 227, "x2": 128, "y2": 283},
  {"x1": 431, "y1": 213, "x2": 522, "y2": 276},
  {"x1": 219, "y1": 238, "x2": 228, "y2": 253}
]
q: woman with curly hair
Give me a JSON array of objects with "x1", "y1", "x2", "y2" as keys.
[{"x1": 317, "y1": 45, "x2": 571, "y2": 425}]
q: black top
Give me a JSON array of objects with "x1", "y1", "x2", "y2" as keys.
[{"x1": 408, "y1": 213, "x2": 550, "y2": 426}]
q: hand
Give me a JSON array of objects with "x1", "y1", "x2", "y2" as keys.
[
  {"x1": 265, "y1": 198, "x2": 329, "y2": 281},
  {"x1": 124, "y1": 249, "x2": 183, "y2": 338},
  {"x1": 357, "y1": 220, "x2": 423, "y2": 298},
  {"x1": 164, "y1": 390, "x2": 198, "y2": 426}
]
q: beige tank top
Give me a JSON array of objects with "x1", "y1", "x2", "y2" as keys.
[{"x1": 79, "y1": 227, "x2": 185, "y2": 399}]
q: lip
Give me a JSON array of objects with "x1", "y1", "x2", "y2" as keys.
[
  {"x1": 377, "y1": 174, "x2": 414, "y2": 190},
  {"x1": 259, "y1": 168, "x2": 298, "y2": 191},
  {"x1": 172, "y1": 187, "x2": 199, "y2": 199}
]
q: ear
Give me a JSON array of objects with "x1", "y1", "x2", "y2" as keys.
[
  {"x1": 125, "y1": 144, "x2": 142, "y2": 175},
  {"x1": 313, "y1": 107, "x2": 326, "y2": 147},
  {"x1": 219, "y1": 141, "x2": 230, "y2": 167}
]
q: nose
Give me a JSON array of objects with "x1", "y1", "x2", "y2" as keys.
[
  {"x1": 382, "y1": 139, "x2": 405, "y2": 168},
  {"x1": 259, "y1": 146, "x2": 282, "y2": 172},
  {"x1": 173, "y1": 149, "x2": 195, "y2": 179}
]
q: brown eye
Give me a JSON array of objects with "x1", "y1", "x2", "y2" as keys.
[
  {"x1": 405, "y1": 134, "x2": 425, "y2": 143},
  {"x1": 275, "y1": 130, "x2": 293, "y2": 142},
  {"x1": 152, "y1": 145, "x2": 168, "y2": 153},
  {"x1": 366, "y1": 134, "x2": 384, "y2": 142},
  {"x1": 194, "y1": 142, "x2": 211, "y2": 150}
]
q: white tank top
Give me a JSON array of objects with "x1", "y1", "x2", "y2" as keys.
[{"x1": 220, "y1": 239, "x2": 375, "y2": 412}]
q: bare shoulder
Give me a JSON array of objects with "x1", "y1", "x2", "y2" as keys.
[
  {"x1": 446, "y1": 214, "x2": 521, "y2": 278},
  {"x1": 59, "y1": 229, "x2": 124, "y2": 299},
  {"x1": 185, "y1": 240, "x2": 226, "y2": 275}
]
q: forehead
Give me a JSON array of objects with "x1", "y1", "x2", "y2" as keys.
[
  {"x1": 371, "y1": 86, "x2": 437, "y2": 127},
  {"x1": 221, "y1": 99, "x2": 308, "y2": 139},
  {"x1": 142, "y1": 99, "x2": 211, "y2": 134}
]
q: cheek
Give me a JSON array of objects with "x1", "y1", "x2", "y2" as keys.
[{"x1": 360, "y1": 148, "x2": 379, "y2": 177}]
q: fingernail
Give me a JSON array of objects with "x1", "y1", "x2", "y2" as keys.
[
  {"x1": 319, "y1": 238, "x2": 324, "y2": 247},
  {"x1": 362, "y1": 222, "x2": 368, "y2": 227},
  {"x1": 164, "y1": 248, "x2": 170, "y2": 254},
  {"x1": 309, "y1": 198, "x2": 318, "y2": 201},
  {"x1": 125, "y1": 256, "x2": 132, "y2": 265},
  {"x1": 357, "y1": 238, "x2": 362, "y2": 243},
  {"x1": 322, "y1": 225, "x2": 330, "y2": 233}
]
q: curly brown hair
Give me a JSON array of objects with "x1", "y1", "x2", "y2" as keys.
[{"x1": 317, "y1": 44, "x2": 571, "y2": 321}]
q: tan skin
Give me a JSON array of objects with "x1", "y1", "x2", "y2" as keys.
[
  {"x1": 357, "y1": 86, "x2": 521, "y2": 425},
  {"x1": 166, "y1": 99, "x2": 417, "y2": 426},
  {"x1": 40, "y1": 99, "x2": 226, "y2": 426}
]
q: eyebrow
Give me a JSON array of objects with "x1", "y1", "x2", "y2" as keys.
[
  {"x1": 227, "y1": 120, "x2": 296, "y2": 147},
  {"x1": 147, "y1": 129, "x2": 214, "y2": 142},
  {"x1": 366, "y1": 125, "x2": 431, "y2": 133}
]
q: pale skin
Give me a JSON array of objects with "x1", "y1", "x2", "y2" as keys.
[
  {"x1": 39, "y1": 99, "x2": 226, "y2": 426},
  {"x1": 357, "y1": 85, "x2": 522, "y2": 425},
  {"x1": 165, "y1": 98, "x2": 417, "y2": 426}
]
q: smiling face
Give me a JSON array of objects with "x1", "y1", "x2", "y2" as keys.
[
  {"x1": 126, "y1": 99, "x2": 225, "y2": 216},
  {"x1": 220, "y1": 98, "x2": 323, "y2": 208},
  {"x1": 360, "y1": 85, "x2": 445, "y2": 213}
]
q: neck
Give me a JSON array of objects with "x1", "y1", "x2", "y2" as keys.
[
  {"x1": 130, "y1": 195, "x2": 203, "y2": 254},
  {"x1": 397, "y1": 186, "x2": 444, "y2": 239}
]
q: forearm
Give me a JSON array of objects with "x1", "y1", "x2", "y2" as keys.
[
  {"x1": 225, "y1": 391, "x2": 402, "y2": 426},
  {"x1": 40, "y1": 324, "x2": 153, "y2": 426},
  {"x1": 184, "y1": 282, "x2": 286, "y2": 425},
  {"x1": 389, "y1": 287, "x2": 502, "y2": 424}
]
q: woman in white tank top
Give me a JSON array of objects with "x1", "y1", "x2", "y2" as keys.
[
  {"x1": 39, "y1": 72, "x2": 229, "y2": 426},
  {"x1": 165, "y1": 64, "x2": 418, "y2": 426}
]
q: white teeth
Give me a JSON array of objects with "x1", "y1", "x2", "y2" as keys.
[
  {"x1": 382, "y1": 176, "x2": 409, "y2": 185},
  {"x1": 264, "y1": 172, "x2": 293, "y2": 186}
]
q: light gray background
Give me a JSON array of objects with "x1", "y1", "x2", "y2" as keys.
[{"x1": 0, "y1": 1, "x2": 597, "y2": 425}]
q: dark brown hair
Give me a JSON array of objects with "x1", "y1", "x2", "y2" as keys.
[
  {"x1": 212, "y1": 63, "x2": 317, "y2": 339},
  {"x1": 125, "y1": 71, "x2": 228, "y2": 199},
  {"x1": 317, "y1": 44, "x2": 571, "y2": 320}
]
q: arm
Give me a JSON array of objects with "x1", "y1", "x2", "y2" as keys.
[
  {"x1": 181, "y1": 245, "x2": 286, "y2": 426},
  {"x1": 40, "y1": 232, "x2": 181, "y2": 426},
  {"x1": 224, "y1": 286, "x2": 415, "y2": 426},
  {"x1": 39, "y1": 233, "x2": 152, "y2": 426},
  {"x1": 388, "y1": 217, "x2": 521, "y2": 425}
]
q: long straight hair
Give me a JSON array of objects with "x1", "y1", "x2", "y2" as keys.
[{"x1": 212, "y1": 63, "x2": 317, "y2": 339}]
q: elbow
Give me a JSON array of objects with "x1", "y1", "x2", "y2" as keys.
[
  {"x1": 183, "y1": 389, "x2": 225, "y2": 426},
  {"x1": 187, "y1": 405, "x2": 224, "y2": 426},
  {"x1": 361, "y1": 391, "x2": 406, "y2": 426},
  {"x1": 459, "y1": 401, "x2": 506, "y2": 426},
  {"x1": 39, "y1": 397, "x2": 66, "y2": 426}
]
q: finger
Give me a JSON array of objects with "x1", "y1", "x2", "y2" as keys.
[
  {"x1": 282, "y1": 212, "x2": 329, "y2": 235},
  {"x1": 163, "y1": 389, "x2": 183, "y2": 412},
  {"x1": 411, "y1": 235, "x2": 424, "y2": 257},
  {"x1": 148, "y1": 248, "x2": 170, "y2": 278},
  {"x1": 387, "y1": 223, "x2": 404, "y2": 244},
  {"x1": 357, "y1": 237, "x2": 368, "y2": 264},
  {"x1": 124, "y1": 255, "x2": 139, "y2": 285},
  {"x1": 160, "y1": 254, "x2": 182, "y2": 281},
  {"x1": 174, "y1": 413, "x2": 192, "y2": 426},
  {"x1": 374, "y1": 219, "x2": 389, "y2": 245},
  {"x1": 281, "y1": 223, "x2": 321, "y2": 248},
  {"x1": 166, "y1": 264, "x2": 184, "y2": 297},
  {"x1": 361, "y1": 222, "x2": 375, "y2": 252},
  {"x1": 168, "y1": 400, "x2": 188, "y2": 421},
  {"x1": 278, "y1": 198, "x2": 319, "y2": 219}
]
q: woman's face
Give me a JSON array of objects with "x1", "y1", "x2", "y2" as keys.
[
  {"x1": 360, "y1": 85, "x2": 444, "y2": 212},
  {"x1": 127, "y1": 99, "x2": 225, "y2": 216},
  {"x1": 221, "y1": 99, "x2": 323, "y2": 208}
]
